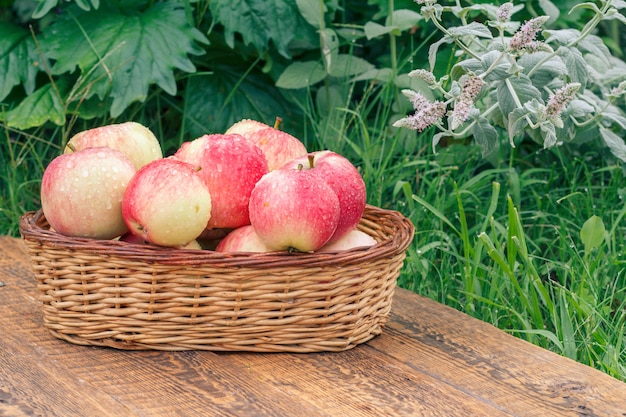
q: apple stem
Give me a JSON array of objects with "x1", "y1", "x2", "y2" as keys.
[
  {"x1": 66, "y1": 143, "x2": 76, "y2": 153},
  {"x1": 273, "y1": 117, "x2": 283, "y2": 130},
  {"x1": 307, "y1": 154, "x2": 315, "y2": 169}
]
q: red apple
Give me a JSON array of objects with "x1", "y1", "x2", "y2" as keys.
[
  {"x1": 226, "y1": 118, "x2": 307, "y2": 171},
  {"x1": 64, "y1": 121, "x2": 163, "y2": 170},
  {"x1": 121, "y1": 158, "x2": 212, "y2": 247},
  {"x1": 248, "y1": 161, "x2": 341, "y2": 252},
  {"x1": 41, "y1": 147, "x2": 136, "y2": 239},
  {"x1": 281, "y1": 151, "x2": 366, "y2": 242},
  {"x1": 318, "y1": 229, "x2": 377, "y2": 251},
  {"x1": 215, "y1": 225, "x2": 273, "y2": 253},
  {"x1": 174, "y1": 134, "x2": 268, "y2": 229}
]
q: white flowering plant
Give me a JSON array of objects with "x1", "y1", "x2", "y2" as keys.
[{"x1": 394, "y1": 0, "x2": 626, "y2": 162}]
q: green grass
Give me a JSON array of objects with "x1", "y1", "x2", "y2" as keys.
[{"x1": 2, "y1": 75, "x2": 625, "y2": 382}]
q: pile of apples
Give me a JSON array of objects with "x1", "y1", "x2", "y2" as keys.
[{"x1": 40, "y1": 119, "x2": 377, "y2": 253}]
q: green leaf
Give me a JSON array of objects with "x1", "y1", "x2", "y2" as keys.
[
  {"x1": 4, "y1": 81, "x2": 68, "y2": 129},
  {"x1": 471, "y1": 116, "x2": 498, "y2": 157},
  {"x1": 328, "y1": 54, "x2": 375, "y2": 78},
  {"x1": 210, "y1": 0, "x2": 301, "y2": 58},
  {"x1": 184, "y1": 68, "x2": 302, "y2": 139},
  {"x1": 42, "y1": 2, "x2": 208, "y2": 118},
  {"x1": 295, "y1": 0, "x2": 324, "y2": 28},
  {"x1": 386, "y1": 9, "x2": 423, "y2": 32},
  {"x1": 275, "y1": 61, "x2": 326, "y2": 89},
  {"x1": 447, "y1": 22, "x2": 493, "y2": 39},
  {"x1": 0, "y1": 23, "x2": 41, "y2": 101},
  {"x1": 320, "y1": 28, "x2": 339, "y2": 73},
  {"x1": 600, "y1": 127, "x2": 626, "y2": 162},
  {"x1": 496, "y1": 75, "x2": 542, "y2": 117},
  {"x1": 32, "y1": 0, "x2": 59, "y2": 19},
  {"x1": 580, "y1": 215, "x2": 605, "y2": 256},
  {"x1": 364, "y1": 21, "x2": 398, "y2": 40},
  {"x1": 570, "y1": 2, "x2": 602, "y2": 14}
]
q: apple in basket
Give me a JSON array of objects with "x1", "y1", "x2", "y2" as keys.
[
  {"x1": 174, "y1": 133, "x2": 268, "y2": 229},
  {"x1": 319, "y1": 229, "x2": 377, "y2": 251},
  {"x1": 226, "y1": 118, "x2": 307, "y2": 171},
  {"x1": 121, "y1": 158, "x2": 212, "y2": 248},
  {"x1": 214, "y1": 225, "x2": 272, "y2": 253},
  {"x1": 40, "y1": 147, "x2": 137, "y2": 239},
  {"x1": 281, "y1": 151, "x2": 367, "y2": 242},
  {"x1": 64, "y1": 121, "x2": 163, "y2": 170},
  {"x1": 249, "y1": 156, "x2": 341, "y2": 252}
]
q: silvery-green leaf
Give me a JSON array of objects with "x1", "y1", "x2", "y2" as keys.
[
  {"x1": 518, "y1": 52, "x2": 567, "y2": 89},
  {"x1": 428, "y1": 36, "x2": 453, "y2": 71},
  {"x1": 579, "y1": 34, "x2": 612, "y2": 66},
  {"x1": 544, "y1": 29, "x2": 580, "y2": 46},
  {"x1": 538, "y1": 0, "x2": 560, "y2": 24},
  {"x1": 496, "y1": 75, "x2": 542, "y2": 117},
  {"x1": 566, "y1": 99, "x2": 595, "y2": 118},
  {"x1": 507, "y1": 106, "x2": 531, "y2": 147},
  {"x1": 540, "y1": 121, "x2": 558, "y2": 148},
  {"x1": 610, "y1": 0, "x2": 626, "y2": 9},
  {"x1": 600, "y1": 127, "x2": 626, "y2": 161},
  {"x1": 556, "y1": 46, "x2": 588, "y2": 88},
  {"x1": 570, "y1": 2, "x2": 602, "y2": 14},
  {"x1": 447, "y1": 22, "x2": 493, "y2": 39},
  {"x1": 472, "y1": 116, "x2": 498, "y2": 156}
]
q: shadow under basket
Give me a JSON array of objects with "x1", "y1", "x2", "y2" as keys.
[{"x1": 19, "y1": 205, "x2": 415, "y2": 352}]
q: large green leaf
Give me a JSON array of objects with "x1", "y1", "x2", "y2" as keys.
[
  {"x1": 0, "y1": 24, "x2": 40, "y2": 101},
  {"x1": 4, "y1": 80, "x2": 69, "y2": 129},
  {"x1": 41, "y1": 2, "x2": 208, "y2": 117},
  {"x1": 209, "y1": 0, "x2": 303, "y2": 58},
  {"x1": 183, "y1": 68, "x2": 303, "y2": 139}
]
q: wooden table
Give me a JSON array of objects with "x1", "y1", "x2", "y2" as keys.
[{"x1": 1, "y1": 236, "x2": 625, "y2": 417}]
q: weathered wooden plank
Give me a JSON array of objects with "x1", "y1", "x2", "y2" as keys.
[{"x1": 375, "y1": 289, "x2": 626, "y2": 416}]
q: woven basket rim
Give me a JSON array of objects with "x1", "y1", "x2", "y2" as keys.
[{"x1": 20, "y1": 205, "x2": 414, "y2": 269}]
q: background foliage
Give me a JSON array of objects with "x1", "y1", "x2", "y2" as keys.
[{"x1": 1, "y1": 0, "x2": 625, "y2": 380}]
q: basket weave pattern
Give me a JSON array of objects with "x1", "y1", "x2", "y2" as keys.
[{"x1": 19, "y1": 205, "x2": 414, "y2": 352}]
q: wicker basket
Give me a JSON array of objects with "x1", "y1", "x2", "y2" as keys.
[{"x1": 19, "y1": 205, "x2": 414, "y2": 352}]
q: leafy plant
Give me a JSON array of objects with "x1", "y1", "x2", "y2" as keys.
[{"x1": 393, "y1": 0, "x2": 626, "y2": 164}]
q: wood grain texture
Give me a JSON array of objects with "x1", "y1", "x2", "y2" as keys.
[{"x1": 1, "y1": 236, "x2": 625, "y2": 417}]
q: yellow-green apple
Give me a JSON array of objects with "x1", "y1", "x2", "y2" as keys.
[
  {"x1": 64, "y1": 121, "x2": 163, "y2": 170},
  {"x1": 174, "y1": 134, "x2": 268, "y2": 229},
  {"x1": 225, "y1": 118, "x2": 269, "y2": 136},
  {"x1": 215, "y1": 225, "x2": 273, "y2": 253},
  {"x1": 318, "y1": 229, "x2": 377, "y2": 251},
  {"x1": 248, "y1": 162, "x2": 341, "y2": 252},
  {"x1": 226, "y1": 118, "x2": 307, "y2": 171},
  {"x1": 40, "y1": 147, "x2": 136, "y2": 239},
  {"x1": 121, "y1": 158, "x2": 212, "y2": 247},
  {"x1": 281, "y1": 151, "x2": 366, "y2": 242}
]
